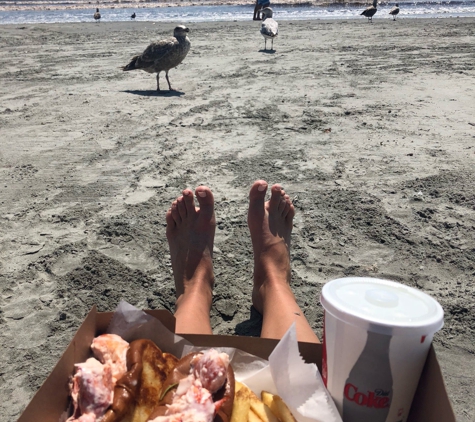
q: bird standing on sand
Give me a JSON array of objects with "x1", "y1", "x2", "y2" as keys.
[
  {"x1": 260, "y1": 7, "x2": 278, "y2": 51},
  {"x1": 389, "y1": 3, "x2": 400, "y2": 20},
  {"x1": 131, "y1": 12, "x2": 136, "y2": 19},
  {"x1": 122, "y1": 25, "x2": 191, "y2": 92},
  {"x1": 94, "y1": 8, "x2": 101, "y2": 22},
  {"x1": 361, "y1": 0, "x2": 378, "y2": 22}
]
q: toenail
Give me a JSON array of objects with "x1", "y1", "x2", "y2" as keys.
[
  {"x1": 183, "y1": 190, "x2": 191, "y2": 196},
  {"x1": 197, "y1": 191, "x2": 207, "y2": 197},
  {"x1": 258, "y1": 184, "x2": 267, "y2": 191}
]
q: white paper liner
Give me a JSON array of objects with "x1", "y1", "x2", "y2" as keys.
[{"x1": 106, "y1": 300, "x2": 342, "y2": 422}]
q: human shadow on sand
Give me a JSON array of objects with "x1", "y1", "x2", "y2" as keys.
[
  {"x1": 234, "y1": 306, "x2": 263, "y2": 337},
  {"x1": 122, "y1": 90, "x2": 184, "y2": 97},
  {"x1": 258, "y1": 49, "x2": 276, "y2": 54}
]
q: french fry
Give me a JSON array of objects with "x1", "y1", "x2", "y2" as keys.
[
  {"x1": 249, "y1": 390, "x2": 279, "y2": 422},
  {"x1": 248, "y1": 410, "x2": 263, "y2": 422},
  {"x1": 235, "y1": 381, "x2": 246, "y2": 393},
  {"x1": 261, "y1": 391, "x2": 280, "y2": 418},
  {"x1": 273, "y1": 395, "x2": 297, "y2": 422},
  {"x1": 231, "y1": 382, "x2": 251, "y2": 422}
]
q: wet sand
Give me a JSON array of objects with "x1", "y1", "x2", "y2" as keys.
[{"x1": 0, "y1": 18, "x2": 474, "y2": 421}]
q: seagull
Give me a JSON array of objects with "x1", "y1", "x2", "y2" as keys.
[
  {"x1": 93, "y1": 8, "x2": 101, "y2": 22},
  {"x1": 361, "y1": 0, "x2": 378, "y2": 22},
  {"x1": 122, "y1": 25, "x2": 191, "y2": 92},
  {"x1": 260, "y1": 7, "x2": 278, "y2": 51},
  {"x1": 131, "y1": 12, "x2": 136, "y2": 19},
  {"x1": 389, "y1": 3, "x2": 400, "y2": 20}
]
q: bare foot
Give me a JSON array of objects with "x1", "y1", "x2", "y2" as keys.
[
  {"x1": 248, "y1": 180, "x2": 319, "y2": 343},
  {"x1": 247, "y1": 180, "x2": 294, "y2": 314},
  {"x1": 166, "y1": 186, "x2": 215, "y2": 334}
]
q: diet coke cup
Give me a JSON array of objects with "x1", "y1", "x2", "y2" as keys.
[{"x1": 320, "y1": 277, "x2": 444, "y2": 422}]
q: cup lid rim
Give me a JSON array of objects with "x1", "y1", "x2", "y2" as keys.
[{"x1": 320, "y1": 277, "x2": 444, "y2": 335}]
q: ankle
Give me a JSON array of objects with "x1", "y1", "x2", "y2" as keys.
[
  {"x1": 176, "y1": 283, "x2": 213, "y2": 313},
  {"x1": 253, "y1": 249, "x2": 290, "y2": 280}
]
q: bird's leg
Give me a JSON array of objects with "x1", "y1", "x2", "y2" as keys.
[
  {"x1": 165, "y1": 70, "x2": 174, "y2": 91},
  {"x1": 156, "y1": 72, "x2": 161, "y2": 92},
  {"x1": 264, "y1": 39, "x2": 267, "y2": 50},
  {"x1": 271, "y1": 39, "x2": 273, "y2": 50}
]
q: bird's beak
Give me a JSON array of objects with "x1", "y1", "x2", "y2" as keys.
[{"x1": 185, "y1": 28, "x2": 190, "y2": 32}]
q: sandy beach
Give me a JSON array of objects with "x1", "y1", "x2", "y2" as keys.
[{"x1": 0, "y1": 17, "x2": 474, "y2": 421}]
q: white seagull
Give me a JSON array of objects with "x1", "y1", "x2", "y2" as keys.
[
  {"x1": 122, "y1": 25, "x2": 191, "y2": 92},
  {"x1": 260, "y1": 7, "x2": 278, "y2": 51},
  {"x1": 389, "y1": 3, "x2": 400, "y2": 20}
]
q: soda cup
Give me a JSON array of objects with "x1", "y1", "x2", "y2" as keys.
[{"x1": 320, "y1": 277, "x2": 444, "y2": 422}]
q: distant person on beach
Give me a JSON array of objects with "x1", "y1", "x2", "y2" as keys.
[
  {"x1": 254, "y1": 0, "x2": 270, "y2": 21},
  {"x1": 165, "y1": 180, "x2": 319, "y2": 343}
]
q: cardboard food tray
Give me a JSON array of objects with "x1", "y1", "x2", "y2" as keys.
[{"x1": 17, "y1": 306, "x2": 456, "y2": 422}]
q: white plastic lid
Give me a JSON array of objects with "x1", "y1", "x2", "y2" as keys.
[{"x1": 320, "y1": 277, "x2": 444, "y2": 336}]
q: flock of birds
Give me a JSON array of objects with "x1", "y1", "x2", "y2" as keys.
[
  {"x1": 90, "y1": 1, "x2": 400, "y2": 91},
  {"x1": 93, "y1": 8, "x2": 137, "y2": 22}
]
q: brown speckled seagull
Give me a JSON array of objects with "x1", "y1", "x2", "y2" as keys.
[{"x1": 122, "y1": 25, "x2": 191, "y2": 92}]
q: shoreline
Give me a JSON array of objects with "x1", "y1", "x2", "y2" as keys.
[
  {"x1": 0, "y1": 16, "x2": 474, "y2": 26},
  {"x1": 0, "y1": 1, "x2": 360, "y2": 12},
  {"x1": 0, "y1": 0, "x2": 411, "y2": 12}
]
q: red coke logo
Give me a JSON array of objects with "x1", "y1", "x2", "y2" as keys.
[{"x1": 344, "y1": 383, "x2": 391, "y2": 409}]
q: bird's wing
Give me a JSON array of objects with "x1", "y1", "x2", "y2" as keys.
[
  {"x1": 261, "y1": 19, "x2": 278, "y2": 37},
  {"x1": 137, "y1": 37, "x2": 178, "y2": 68},
  {"x1": 361, "y1": 5, "x2": 376, "y2": 15}
]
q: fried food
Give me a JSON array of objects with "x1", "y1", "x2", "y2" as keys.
[
  {"x1": 261, "y1": 391, "x2": 297, "y2": 422},
  {"x1": 230, "y1": 381, "x2": 251, "y2": 422},
  {"x1": 102, "y1": 339, "x2": 178, "y2": 422},
  {"x1": 230, "y1": 382, "x2": 280, "y2": 422},
  {"x1": 229, "y1": 382, "x2": 298, "y2": 422}
]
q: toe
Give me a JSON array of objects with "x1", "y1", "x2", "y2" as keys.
[
  {"x1": 282, "y1": 196, "x2": 291, "y2": 217},
  {"x1": 249, "y1": 180, "x2": 268, "y2": 217},
  {"x1": 286, "y1": 203, "x2": 296, "y2": 221},
  {"x1": 249, "y1": 180, "x2": 268, "y2": 202},
  {"x1": 269, "y1": 184, "x2": 283, "y2": 211},
  {"x1": 195, "y1": 186, "x2": 214, "y2": 219},
  {"x1": 171, "y1": 200, "x2": 181, "y2": 224},
  {"x1": 177, "y1": 196, "x2": 187, "y2": 220},
  {"x1": 278, "y1": 194, "x2": 290, "y2": 213},
  {"x1": 166, "y1": 208, "x2": 175, "y2": 228},
  {"x1": 183, "y1": 189, "x2": 195, "y2": 215}
]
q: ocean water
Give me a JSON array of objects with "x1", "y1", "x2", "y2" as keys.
[{"x1": 1, "y1": 1, "x2": 475, "y2": 24}]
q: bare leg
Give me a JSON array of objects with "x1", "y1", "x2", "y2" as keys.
[
  {"x1": 248, "y1": 180, "x2": 320, "y2": 343},
  {"x1": 156, "y1": 72, "x2": 161, "y2": 92},
  {"x1": 253, "y1": 4, "x2": 262, "y2": 20},
  {"x1": 166, "y1": 186, "x2": 215, "y2": 334}
]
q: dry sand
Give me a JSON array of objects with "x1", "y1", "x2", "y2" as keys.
[{"x1": 0, "y1": 18, "x2": 474, "y2": 421}]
